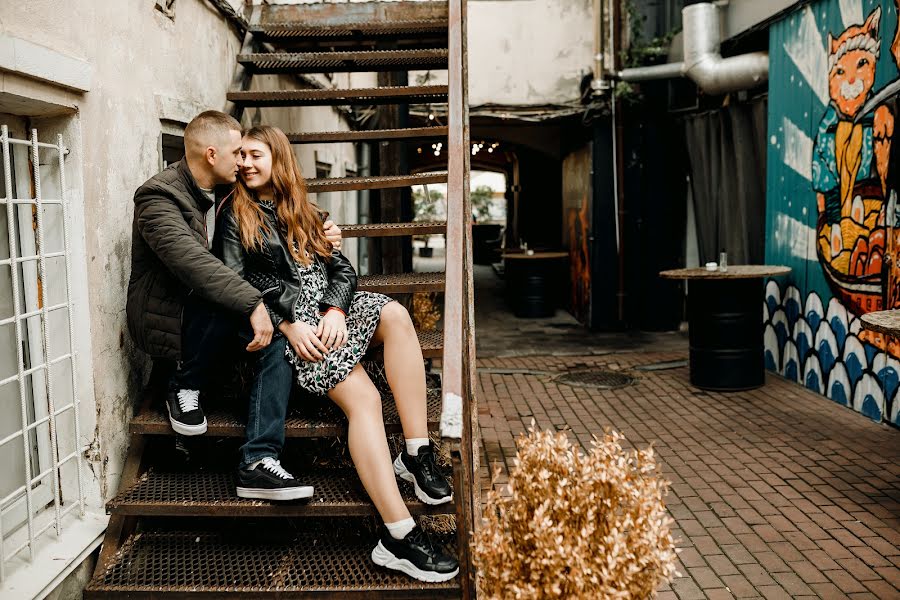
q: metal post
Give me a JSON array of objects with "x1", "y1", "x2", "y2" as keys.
[
  {"x1": 56, "y1": 133, "x2": 84, "y2": 517},
  {"x1": 1, "y1": 124, "x2": 36, "y2": 562},
  {"x1": 31, "y1": 128, "x2": 63, "y2": 537}
]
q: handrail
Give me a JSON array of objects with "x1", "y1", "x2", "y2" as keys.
[
  {"x1": 441, "y1": 0, "x2": 475, "y2": 596},
  {"x1": 440, "y1": 0, "x2": 469, "y2": 442}
]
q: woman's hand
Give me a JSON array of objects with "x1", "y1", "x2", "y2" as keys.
[
  {"x1": 279, "y1": 320, "x2": 329, "y2": 362},
  {"x1": 323, "y1": 220, "x2": 342, "y2": 251},
  {"x1": 317, "y1": 308, "x2": 348, "y2": 350}
]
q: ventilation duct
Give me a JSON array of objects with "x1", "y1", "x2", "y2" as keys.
[{"x1": 617, "y1": 2, "x2": 769, "y2": 95}]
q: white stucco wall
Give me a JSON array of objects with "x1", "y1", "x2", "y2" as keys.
[
  {"x1": 467, "y1": 0, "x2": 594, "y2": 106},
  {"x1": 0, "y1": 0, "x2": 357, "y2": 502}
]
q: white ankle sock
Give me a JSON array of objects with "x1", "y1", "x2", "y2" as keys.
[
  {"x1": 385, "y1": 517, "x2": 416, "y2": 540},
  {"x1": 406, "y1": 438, "x2": 430, "y2": 456}
]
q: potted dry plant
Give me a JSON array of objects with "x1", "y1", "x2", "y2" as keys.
[{"x1": 473, "y1": 427, "x2": 676, "y2": 599}]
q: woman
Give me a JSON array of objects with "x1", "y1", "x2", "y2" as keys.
[{"x1": 213, "y1": 125, "x2": 458, "y2": 583}]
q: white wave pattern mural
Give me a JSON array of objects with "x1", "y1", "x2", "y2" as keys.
[{"x1": 764, "y1": 283, "x2": 897, "y2": 424}]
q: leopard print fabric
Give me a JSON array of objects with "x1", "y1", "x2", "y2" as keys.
[{"x1": 284, "y1": 256, "x2": 392, "y2": 395}]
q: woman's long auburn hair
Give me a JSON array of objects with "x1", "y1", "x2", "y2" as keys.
[{"x1": 232, "y1": 125, "x2": 331, "y2": 265}]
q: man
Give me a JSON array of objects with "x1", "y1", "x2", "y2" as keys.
[{"x1": 126, "y1": 110, "x2": 342, "y2": 500}]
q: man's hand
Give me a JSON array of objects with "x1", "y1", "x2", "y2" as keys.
[
  {"x1": 247, "y1": 302, "x2": 274, "y2": 352},
  {"x1": 323, "y1": 220, "x2": 342, "y2": 251},
  {"x1": 316, "y1": 309, "x2": 348, "y2": 350},
  {"x1": 279, "y1": 320, "x2": 328, "y2": 362}
]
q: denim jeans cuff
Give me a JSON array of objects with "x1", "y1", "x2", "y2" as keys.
[{"x1": 240, "y1": 452, "x2": 277, "y2": 470}]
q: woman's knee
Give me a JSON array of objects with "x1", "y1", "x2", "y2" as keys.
[
  {"x1": 380, "y1": 301, "x2": 413, "y2": 330},
  {"x1": 347, "y1": 388, "x2": 382, "y2": 420}
]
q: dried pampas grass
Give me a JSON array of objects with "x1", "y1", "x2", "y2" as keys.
[
  {"x1": 473, "y1": 426, "x2": 676, "y2": 599},
  {"x1": 412, "y1": 292, "x2": 441, "y2": 332}
]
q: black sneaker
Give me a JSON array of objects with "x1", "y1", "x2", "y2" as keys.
[
  {"x1": 166, "y1": 388, "x2": 207, "y2": 436},
  {"x1": 393, "y1": 445, "x2": 452, "y2": 505},
  {"x1": 235, "y1": 457, "x2": 314, "y2": 501},
  {"x1": 371, "y1": 526, "x2": 459, "y2": 583}
]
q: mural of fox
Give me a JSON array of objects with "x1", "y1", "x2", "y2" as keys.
[{"x1": 813, "y1": 4, "x2": 900, "y2": 354}]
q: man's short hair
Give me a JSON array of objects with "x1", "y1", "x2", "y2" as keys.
[{"x1": 184, "y1": 110, "x2": 241, "y2": 150}]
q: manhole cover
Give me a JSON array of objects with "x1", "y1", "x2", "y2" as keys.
[{"x1": 555, "y1": 369, "x2": 635, "y2": 389}]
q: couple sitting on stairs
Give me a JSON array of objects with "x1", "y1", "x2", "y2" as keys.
[{"x1": 125, "y1": 110, "x2": 458, "y2": 583}]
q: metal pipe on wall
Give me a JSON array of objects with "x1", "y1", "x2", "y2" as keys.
[
  {"x1": 591, "y1": 0, "x2": 608, "y2": 93},
  {"x1": 617, "y1": 1, "x2": 769, "y2": 95}
]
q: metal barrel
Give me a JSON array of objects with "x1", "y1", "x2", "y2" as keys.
[
  {"x1": 506, "y1": 259, "x2": 557, "y2": 318},
  {"x1": 688, "y1": 278, "x2": 765, "y2": 391}
]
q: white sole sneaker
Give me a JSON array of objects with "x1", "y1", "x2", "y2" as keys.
[
  {"x1": 167, "y1": 404, "x2": 207, "y2": 436},
  {"x1": 371, "y1": 540, "x2": 459, "y2": 583},
  {"x1": 392, "y1": 454, "x2": 452, "y2": 505},
  {"x1": 235, "y1": 485, "x2": 314, "y2": 501}
]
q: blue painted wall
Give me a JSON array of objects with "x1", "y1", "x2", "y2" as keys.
[{"x1": 765, "y1": 0, "x2": 900, "y2": 425}]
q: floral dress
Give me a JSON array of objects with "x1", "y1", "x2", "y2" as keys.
[{"x1": 284, "y1": 256, "x2": 392, "y2": 395}]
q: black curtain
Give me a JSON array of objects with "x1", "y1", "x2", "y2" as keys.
[{"x1": 682, "y1": 96, "x2": 768, "y2": 264}]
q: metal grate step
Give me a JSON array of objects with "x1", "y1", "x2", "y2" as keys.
[
  {"x1": 227, "y1": 85, "x2": 448, "y2": 107},
  {"x1": 130, "y1": 385, "x2": 441, "y2": 437},
  {"x1": 307, "y1": 172, "x2": 447, "y2": 194},
  {"x1": 251, "y1": 20, "x2": 449, "y2": 44},
  {"x1": 340, "y1": 222, "x2": 446, "y2": 239},
  {"x1": 85, "y1": 520, "x2": 459, "y2": 598},
  {"x1": 359, "y1": 271, "x2": 445, "y2": 294},
  {"x1": 107, "y1": 468, "x2": 453, "y2": 518},
  {"x1": 238, "y1": 49, "x2": 448, "y2": 74},
  {"x1": 288, "y1": 126, "x2": 448, "y2": 144}
]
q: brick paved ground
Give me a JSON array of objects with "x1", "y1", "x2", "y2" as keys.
[{"x1": 475, "y1": 350, "x2": 900, "y2": 599}]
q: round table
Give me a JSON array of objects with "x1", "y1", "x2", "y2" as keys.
[
  {"x1": 859, "y1": 310, "x2": 900, "y2": 337},
  {"x1": 660, "y1": 265, "x2": 792, "y2": 391},
  {"x1": 504, "y1": 251, "x2": 569, "y2": 318}
]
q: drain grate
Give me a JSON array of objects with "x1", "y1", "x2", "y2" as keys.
[{"x1": 555, "y1": 369, "x2": 635, "y2": 389}]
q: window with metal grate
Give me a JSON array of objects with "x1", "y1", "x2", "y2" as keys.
[{"x1": 0, "y1": 124, "x2": 88, "y2": 582}]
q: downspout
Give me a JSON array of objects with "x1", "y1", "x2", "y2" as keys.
[
  {"x1": 591, "y1": 0, "x2": 610, "y2": 93},
  {"x1": 617, "y1": 2, "x2": 769, "y2": 95}
]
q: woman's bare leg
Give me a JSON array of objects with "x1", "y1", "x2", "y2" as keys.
[
  {"x1": 370, "y1": 301, "x2": 429, "y2": 441},
  {"x1": 328, "y1": 364, "x2": 411, "y2": 523}
]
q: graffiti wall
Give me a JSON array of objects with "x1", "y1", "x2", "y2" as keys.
[{"x1": 766, "y1": 0, "x2": 900, "y2": 425}]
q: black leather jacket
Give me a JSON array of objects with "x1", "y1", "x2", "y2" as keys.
[{"x1": 212, "y1": 199, "x2": 357, "y2": 327}]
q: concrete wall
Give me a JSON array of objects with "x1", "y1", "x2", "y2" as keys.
[
  {"x1": 0, "y1": 0, "x2": 359, "y2": 504},
  {"x1": 467, "y1": 0, "x2": 594, "y2": 106}
]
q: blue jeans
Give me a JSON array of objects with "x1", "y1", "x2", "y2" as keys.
[
  {"x1": 175, "y1": 297, "x2": 292, "y2": 468},
  {"x1": 239, "y1": 335, "x2": 292, "y2": 468}
]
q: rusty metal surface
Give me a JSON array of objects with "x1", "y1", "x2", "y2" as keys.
[
  {"x1": 562, "y1": 146, "x2": 593, "y2": 325},
  {"x1": 85, "y1": 520, "x2": 459, "y2": 598},
  {"x1": 130, "y1": 386, "x2": 442, "y2": 437},
  {"x1": 554, "y1": 369, "x2": 636, "y2": 390},
  {"x1": 307, "y1": 172, "x2": 447, "y2": 194},
  {"x1": 107, "y1": 468, "x2": 453, "y2": 518},
  {"x1": 358, "y1": 272, "x2": 445, "y2": 294},
  {"x1": 238, "y1": 49, "x2": 448, "y2": 74},
  {"x1": 227, "y1": 86, "x2": 449, "y2": 107},
  {"x1": 259, "y1": 1, "x2": 449, "y2": 27},
  {"x1": 442, "y1": 1, "x2": 477, "y2": 597},
  {"x1": 259, "y1": 1, "x2": 448, "y2": 25},
  {"x1": 288, "y1": 127, "x2": 448, "y2": 144},
  {"x1": 339, "y1": 222, "x2": 446, "y2": 239},
  {"x1": 252, "y1": 20, "x2": 448, "y2": 42}
]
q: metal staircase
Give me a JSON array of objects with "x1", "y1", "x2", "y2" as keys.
[{"x1": 84, "y1": 0, "x2": 475, "y2": 597}]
